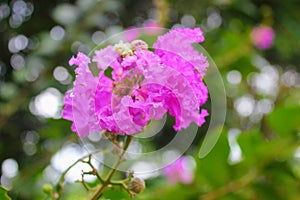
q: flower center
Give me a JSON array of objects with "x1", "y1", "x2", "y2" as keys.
[{"x1": 114, "y1": 39, "x2": 148, "y2": 57}]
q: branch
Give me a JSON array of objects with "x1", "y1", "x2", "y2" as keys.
[
  {"x1": 89, "y1": 135, "x2": 134, "y2": 200},
  {"x1": 52, "y1": 148, "x2": 112, "y2": 199}
]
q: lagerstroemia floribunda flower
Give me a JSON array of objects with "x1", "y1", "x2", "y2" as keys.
[
  {"x1": 251, "y1": 25, "x2": 275, "y2": 50},
  {"x1": 163, "y1": 156, "x2": 194, "y2": 184},
  {"x1": 62, "y1": 28, "x2": 209, "y2": 137}
]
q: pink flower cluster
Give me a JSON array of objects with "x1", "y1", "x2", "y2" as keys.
[
  {"x1": 163, "y1": 157, "x2": 194, "y2": 184},
  {"x1": 251, "y1": 25, "x2": 275, "y2": 49},
  {"x1": 62, "y1": 28, "x2": 209, "y2": 137}
]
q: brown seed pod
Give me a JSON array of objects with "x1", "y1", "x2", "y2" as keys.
[{"x1": 128, "y1": 177, "x2": 145, "y2": 194}]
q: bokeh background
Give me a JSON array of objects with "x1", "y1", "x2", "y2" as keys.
[{"x1": 1, "y1": 0, "x2": 300, "y2": 199}]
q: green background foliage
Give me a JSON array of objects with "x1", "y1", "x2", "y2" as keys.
[{"x1": 0, "y1": 0, "x2": 300, "y2": 199}]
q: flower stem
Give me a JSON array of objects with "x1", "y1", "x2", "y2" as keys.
[{"x1": 89, "y1": 135, "x2": 134, "y2": 200}]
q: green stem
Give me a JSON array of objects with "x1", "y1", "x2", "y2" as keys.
[
  {"x1": 89, "y1": 135, "x2": 134, "y2": 200},
  {"x1": 153, "y1": 0, "x2": 169, "y2": 26},
  {"x1": 199, "y1": 172, "x2": 257, "y2": 200}
]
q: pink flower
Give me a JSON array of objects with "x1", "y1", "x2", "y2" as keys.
[
  {"x1": 62, "y1": 28, "x2": 209, "y2": 136},
  {"x1": 163, "y1": 157, "x2": 194, "y2": 184},
  {"x1": 251, "y1": 25, "x2": 275, "y2": 49},
  {"x1": 143, "y1": 21, "x2": 162, "y2": 35},
  {"x1": 124, "y1": 27, "x2": 140, "y2": 42}
]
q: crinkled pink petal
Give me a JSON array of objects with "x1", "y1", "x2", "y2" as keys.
[
  {"x1": 144, "y1": 85, "x2": 167, "y2": 120},
  {"x1": 122, "y1": 95, "x2": 150, "y2": 126},
  {"x1": 153, "y1": 28, "x2": 208, "y2": 74},
  {"x1": 97, "y1": 106, "x2": 120, "y2": 133},
  {"x1": 111, "y1": 63, "x2": 124, "y2": 81},
  {"x1": 112, "y1": 96, "x2": 143, "y2": 135},
  {"x1": 69, "y1": 52, "x2": 90, "y2": 67},
  {"x1": 153, "y1": 28, "x2": 209, "y2": 106},
  {"x1": 199, "y1": 109, "x2": 209, "y2": 127},
  {"x1": 66, "y1": 52, "x2": 101, "y2": 137},
  {"x1": 95, "y1": 73, "x2": 113, "y2": 110},
  {"x1": 174, "y1": 27, "x2": 205, "y2": 43},
  {"x1": 62, "y1": 91, "x2": 73, "y2": 121},
  {"x1": 94, "y1": 72, "x2": 122, "y2": 133},
  {"x1": 190, "y1": 79, "x2": 208, "y2": 105},
  {"x1": 135, "y1": 49, "x2": 161, "y2": 69},
  {"x1": 62, "y1": 92, "x2": 77, "y2": 133},
  {"x1": 121, "y1": 55, "x2": 137, "y2": 69},
  {"x1": 93, "y1": 45, "x2": 119, "y2": 71},
  {"x1": 142, "y1": 64, "x2": 206, "y2": 130}
]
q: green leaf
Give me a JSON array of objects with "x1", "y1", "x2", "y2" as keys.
[
  {"x1": 101, "y1": 189, "x2": 131, "y2": 200},
  {"x1": 237, "y1": 130, "x2": 295, "y2": 166},
  {"x1": 104, "y1": 67, "x2": 113, "y2": 79},
  {"x1": 252, "y1": 160, "x2": 300, "y2": 200},
  {"x1": 237, "y1": 130, "x2": 265, "y2": 163},
  {"x1": 196, "y1": 128, "x2": 230, "y2": 187},
  {"x1": 267, "y1": 106, "x2": 300, "y2": 136},
  {"x1": 0, "y1": 186, "x2": 11, "y2": 200}
]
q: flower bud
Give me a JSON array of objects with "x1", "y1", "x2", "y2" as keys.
[
  {"x1": 43, "y1": 183, "x2": 53, "y2": 194},
  {"x1": 131, "y1": 40, "x2": 148, "y2": 50},
  {"x1": 128, "y1": 177, "x2": 145, "y2": 194}
]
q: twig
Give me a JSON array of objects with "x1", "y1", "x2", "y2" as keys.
[
  {"x1": 89, "y1": 135, "x2": 134, "y2": 200},
  {"x1": 81, "y1": 154, "x2": 104, "y2": 183},
  {"x1": 76, "y1": 171, "x2": 94, "y2": 191},
  {"x1": 53, "y1": 148, "x2": 112, "y2": 199}
]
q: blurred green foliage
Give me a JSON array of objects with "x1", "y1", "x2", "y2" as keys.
[
  {"x1": 0, "y1": 0, "x2": 300, "y2": 199},
  {"x1": 0, "y1": 185, "x2": 11, "y2": 200}
]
